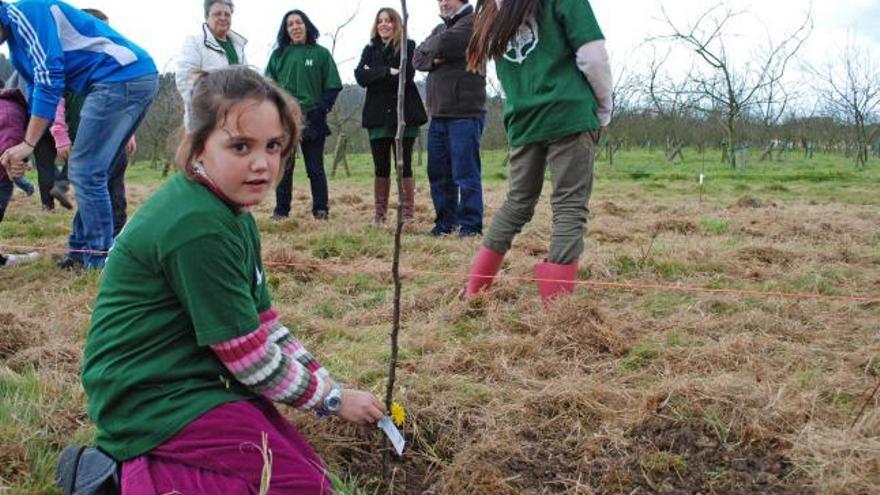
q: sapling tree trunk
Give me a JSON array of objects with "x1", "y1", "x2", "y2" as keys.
[{"x1": 385, "y1": 0, "x2": 408, "y2": 414}]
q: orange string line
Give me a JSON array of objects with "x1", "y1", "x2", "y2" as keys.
[{"x1": 4, "y1": 243, "x2": 879, "y2": 304}]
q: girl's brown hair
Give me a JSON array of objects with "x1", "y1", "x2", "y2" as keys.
[
  {"x1": 466, "y1": 0, "x2": 542, "y2": 72},
  {"x1": 370, "y1": 8, "x2": 403, "y2": 53},
  {"x1": 176, "y1": 66, "x2": 302, "y2": 179}
]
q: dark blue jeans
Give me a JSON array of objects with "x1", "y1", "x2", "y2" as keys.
[
  {"x1": 274, "y1": 136, "x2": 329, "y2": 217},
  {"x1": 0, "y1": 177, "x2": 12, "y2": 223},
  {"x1": 427, "y1": 115, "x2": 485, "y2": 235},
  {"x1": 67, "y1": 74, "x2": 158, "y2": 269}
]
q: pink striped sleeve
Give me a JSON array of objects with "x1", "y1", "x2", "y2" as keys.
[{"x1": 209, "y1": 309, "x2": 331, "y2": 411}]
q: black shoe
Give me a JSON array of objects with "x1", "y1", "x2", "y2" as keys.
[
  {"x1": 459, "y1": 230, "x2": 482, "y2": 238},
  {"x1": 313, "y1": 210, "x2": 329, "y2": 221},
  {"x1": 50, "y1": 182, "x2": 73, "y2": 210},
  {"x1": 57, "y1": 256, "x2": 83, "y2": 271},
  {"x1": 429, "y1": 225, "x2": 454, "y2": 237}
]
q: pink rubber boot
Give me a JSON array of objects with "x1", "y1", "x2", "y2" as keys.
[
  {"x1": 534, "y1": 259, "x2": 579, "y2": 306},
  {"x1": 464, "y1": 246, "x2": 505, "y2": 299}
]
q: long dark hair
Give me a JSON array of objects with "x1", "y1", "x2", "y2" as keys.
[
  {"x1": 273, "y1": 9, "x2": 319, "y2": 55},
  {"x1": 467, "y1": 0, "x2": 542, "y2": 71}
]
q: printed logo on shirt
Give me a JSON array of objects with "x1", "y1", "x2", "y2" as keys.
[
  {"x1": 305, "y1": 59, "x2": 314, "y2": 67},
  {"x1": 503, "y1": 18, "x2": 539, "y2": 64},
  {"x1": 256, "y1": 267, "x2": 264, "y2": 286}
]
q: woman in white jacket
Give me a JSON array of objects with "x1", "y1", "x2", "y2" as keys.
[{"x1": 176, "y1": 0, "x2": 247, "y2": 129}]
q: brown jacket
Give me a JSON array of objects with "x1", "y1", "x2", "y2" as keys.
[{"x1": 413, "y1": 5, "x2": 486, "y2": 118}]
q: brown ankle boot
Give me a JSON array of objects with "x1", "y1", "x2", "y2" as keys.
[
  {"x1": 402, "y1": 177, "x2": 415, "y2": 222},
  {"x1": 373, "y1": 177, "x2": 391, "y2": 224}
]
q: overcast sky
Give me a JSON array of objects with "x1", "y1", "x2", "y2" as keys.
[{"x1": 3, "y1": 0, "x2": 879, "y2": 84}]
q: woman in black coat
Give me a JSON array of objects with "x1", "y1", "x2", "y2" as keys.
[{"x1": 355, "y1": 8, "x2": 427, "y2": 225}]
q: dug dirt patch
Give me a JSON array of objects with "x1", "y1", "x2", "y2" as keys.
[
  {"x1": 616, "y1": 415, "x2": 808, "y2": 494},
  {"x1": 737, "y1": 246, "x2": 794, "y2": 266},
  {"x1": 653, "y1": 219, "x2": 698, "y2": 235},
  {"x1": 734, "y1": 196, "x2": 765, "y2": 208}
]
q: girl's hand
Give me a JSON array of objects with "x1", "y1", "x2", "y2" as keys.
[
  {"x1": 57, "y1": 146, "x2": 71, "y2": 162},
  {"x1": 339, "y1": 389, "x2": 386, "y2": 425}
]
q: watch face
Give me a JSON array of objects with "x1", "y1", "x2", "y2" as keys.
[{"x1": 326, "y1": 395, "x2": 342, "y2": 411}]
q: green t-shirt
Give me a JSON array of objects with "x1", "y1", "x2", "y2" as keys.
[
  {"x1": 495, "y1": 0, "x2": 604, "y2": 146},
  {"x1": 266, "y1": 43, "x2": 342, "y2": 111},
  {"x1": 217, "y1": 38, "x2": 240, "y2": 65},
  {"x1": 82, "y1": 174, "x2": 271, "y2": 461}
]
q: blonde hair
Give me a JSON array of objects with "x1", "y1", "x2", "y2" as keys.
[{"x1": 370, "y1": 8, "x2": 403, "y2": 52}]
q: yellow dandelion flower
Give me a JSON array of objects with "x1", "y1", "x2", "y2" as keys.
[{"x1": 390, "y1": 402, "x2": 406, "y2": 426}]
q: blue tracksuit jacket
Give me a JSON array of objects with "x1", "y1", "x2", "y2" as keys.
[{"x1": 0, "y1": 0, "x2": 156, "y2": 120}]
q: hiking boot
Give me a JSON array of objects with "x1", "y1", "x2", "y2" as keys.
[{"x1": 314, "y1": 210, "x2": 329, "y2": 221}]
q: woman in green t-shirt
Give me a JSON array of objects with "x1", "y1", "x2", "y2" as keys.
[
  {"x1": 462, "y1": 0, "x2": 613, "y2": 306},
  {"x1": 355, "y1": 8, "x2": 428, "y2": 224},
  {"x1": 266, "y1": 9, "x2": 342, "y2": 221},
  {"x1": 81, "y1": 67, "x2": 384, "y2": 492}
]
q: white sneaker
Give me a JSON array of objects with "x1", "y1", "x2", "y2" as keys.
[{"x1": 3, "y1": 252, "x2": 40, "y2": 267}]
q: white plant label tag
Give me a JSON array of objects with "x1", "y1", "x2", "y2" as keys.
[
  {"x1": 378, "y1": 416, "x2": 406, "y2": 457},
  {"x1": 699, "y1": 174, "x2": 705, "y2": 185}
]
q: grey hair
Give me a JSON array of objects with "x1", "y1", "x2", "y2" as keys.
[{"x1": 204, "y1": 0, "x2": 234, "y2": 18}]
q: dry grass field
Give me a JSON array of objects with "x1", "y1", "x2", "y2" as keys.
[{"x1": 1, "y1": 149, "x2": 879, "y2": 494}]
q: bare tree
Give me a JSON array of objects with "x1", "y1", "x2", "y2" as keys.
[
  {"x1": 600, "y1": 50, "x2": 641, "y2": 165},
  {"x1": 644, "y1": 49, "x2": 698, "y2": 162},
  {"x1": 656, "y1": 4, "x2": 811, "y2": 168},
  {"x1": 136, "y1": 73, "x2": 183, "y2": 171},
  {"x1": 324, "y1": 1, "x2": 362, "y2": 176},
  {"x1": 811, "y1": 40, "x2": 880, "y2": 167}
]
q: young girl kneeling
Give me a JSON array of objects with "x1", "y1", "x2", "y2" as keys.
[{"x1": 82, "y1": 66, "x2": 385, "y2": 494}]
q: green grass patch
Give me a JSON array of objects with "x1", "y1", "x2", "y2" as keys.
[
  {"x1": 620, "y1": 341, "x2": 659, "y2": 371},
  {"x1": 640, "y1": 451, "x2": 688, "y2": 476},
  {"x1": 0, "y1": 369, "x2": 89, "y2": 495},
  {"x1": 701, "y1": 217, "x2": 730, "y2": 235}
]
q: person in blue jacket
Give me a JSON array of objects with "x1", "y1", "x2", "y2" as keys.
[{"x1": 0, "y1": 0, "x2": 158, "y2": 270}]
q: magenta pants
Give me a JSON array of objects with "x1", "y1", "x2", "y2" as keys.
[{"x1": 121, "y1": 399, "x2": 333, "y2": 494}]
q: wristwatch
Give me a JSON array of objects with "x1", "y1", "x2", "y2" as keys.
[{"x1": 317, "y1": 383, "x2": 343, "y2": 417}]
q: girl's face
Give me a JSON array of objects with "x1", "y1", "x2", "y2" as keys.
[
  {"x1": 206, "y1": 3, "x2": 233, "y2": 40},
  {"x1": 286, "y1": 14, "x2": 307, "y2": 45},
  {"x1": 196, "y1": 99, "x2": 286, "y2": 207},
  {"x1": 376, "y1": 12, "x2": 395, "y2": 42}
]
